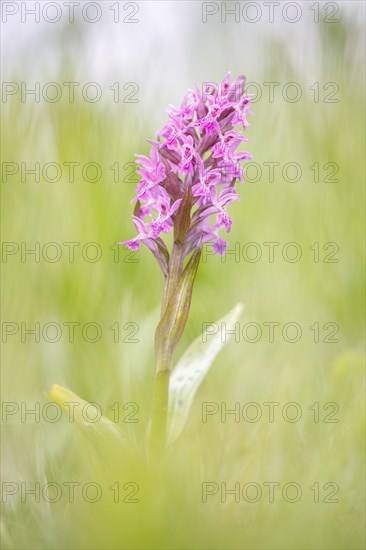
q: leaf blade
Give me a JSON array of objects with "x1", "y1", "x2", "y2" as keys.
[
  {"x1": 46, "y1": 384, "x2": 130, "y2": 447},
  {"x1": 167, "y1": 302, "x2": 243, "y2": 445}
]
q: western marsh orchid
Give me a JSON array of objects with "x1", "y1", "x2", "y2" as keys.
[{"x1": 120, "y1": 72, "x2": 253, "y2": 452}]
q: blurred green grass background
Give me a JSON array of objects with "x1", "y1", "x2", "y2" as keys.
[{"x1": 1, "y1": 5, "x2": 365, "y2": 549}]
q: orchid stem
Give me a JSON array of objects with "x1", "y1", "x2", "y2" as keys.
[
  {"x1": 150, "y1": 368, "x2": 170, "y2": 456},
  {"x1": 150, "y1": 242, "x2": 185, "y2": 456},
  {"x1": 150, "y1": 268, "x2": 175, "y2": 457}
]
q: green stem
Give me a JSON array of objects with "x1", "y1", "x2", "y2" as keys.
[
  {"x1": 150, "y1": 243, "x2": 185, "y2": 456},
  {"x1": 149, "y1": 236, "x2": 201, "y2": 457},
  {"x1": 150, "y1": 369, "x2": 170, "y2": 456}
]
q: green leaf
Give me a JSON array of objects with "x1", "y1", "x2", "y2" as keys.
[
  {"x1": 46, "y1": 384, "x2": 130, "y2": 449},
  {"x1": 155, "y1": 245, "x2": 202, "y2": 371},
  {"x1": 167, "y1": 303, "x2": 243, "y2": 445}
]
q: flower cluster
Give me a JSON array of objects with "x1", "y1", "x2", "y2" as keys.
[{"x1": 121, "y1": 73, "x2": 253, "y2": 269}]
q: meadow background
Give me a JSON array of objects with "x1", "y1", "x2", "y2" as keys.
[{"x1": 1, "y1": 1, "x2": 365, "y2": 548}]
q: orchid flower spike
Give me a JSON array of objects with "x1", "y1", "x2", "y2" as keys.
[{"x1": 120, "y1": 72, "x2": 253, "y2": 275}]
